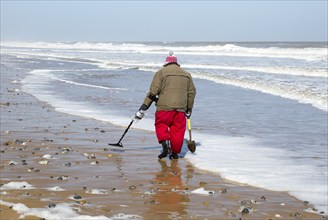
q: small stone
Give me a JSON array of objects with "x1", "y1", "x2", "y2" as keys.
[
  {"x1": 4, "y1": 141, "x2": 12, "y2": 146},
  {"x1": 241, "y1": 207, "x2": 250, "y2": 215},
  {"x1": 250, "y1": 199, "x2": 257, "y2": 204},
  {"x1": 303, "y1": 201, "x2": 310, "y2": 206},
  {"x1": 219, "y1": 188, "x2": 227, "y2": 194},
  {"x1": 294, "y1": 212, "x2": 302, "y2": 218},
  {"x1": 224, "y1": 211, "x2": 236, "y2": 217},
  {"x1": 73, "y1": 195, "x2": 82, "y2": 200},
  {"x1": 8, "y1": 161, "x2": 17, "y2": 165},
  {"x1": 14, "y1": 139, "x2": 24, "y2": 145},
  {"x1": 88, "y1": 154, "x2": 96, "y2": 159},
  {"x1": 57, "y1": 175, "x2": 69, "y2": 180},
  {"x1": 90, "y1": 161, "x2": 99, "y2": 165},
  {"x1": 39, "y1": 160, "x2": 49, "y2": 165},
  {"x1": 61, "y1": 147, "x2": 72, "y2": 154},
  {"x1": 77, "y1": 200, "x2": 86, "y2": 205},
  {"x1": 149, "y1": 200, "x2": 155, "y2": 204},
  {"x1": 48, "y1": 203, "x2": 56, "y2": 208},
  {"x1": 129, "y1": 185, "x2": 136, "y2": 190}
]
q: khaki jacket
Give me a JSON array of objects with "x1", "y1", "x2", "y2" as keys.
[{"x1": 143, "y1": 63, "x2": 196, "y2": 112}]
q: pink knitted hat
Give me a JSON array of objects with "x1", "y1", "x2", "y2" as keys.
[{"x1": 165, "y1": 51, "x2": 178, "y2": 64}]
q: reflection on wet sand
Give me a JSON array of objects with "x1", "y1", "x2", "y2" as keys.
[{"x1": 147, "y1": 159, "x2": 192, "y2": 218}]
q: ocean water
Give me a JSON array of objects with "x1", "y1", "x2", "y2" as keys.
[{"x1": 1, "y1": 41, "x2": 327, "y2": 213}]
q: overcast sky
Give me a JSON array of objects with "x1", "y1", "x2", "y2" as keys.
[{"x1": 1, "y1": 1, "x2": 327, "y2": 42}]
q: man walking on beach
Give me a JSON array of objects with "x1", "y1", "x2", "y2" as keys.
[{"x1": 135, "y1": 52, "x2": 196, "y2": 160}]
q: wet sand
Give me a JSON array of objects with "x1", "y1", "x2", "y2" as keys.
[{"x1": 0, "y1": 64, "x2": 325, "y2": 219}]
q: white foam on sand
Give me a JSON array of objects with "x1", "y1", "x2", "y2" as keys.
[
  {"x1": 45, "y1": 186, "x2": 66, "y2": 191},
  {"x1": 42, "y1": 154, "x2": 55, "y2": 159},
  {"x1": 0, "y1": 181, "x2": 34, "y2": 190},
  {"x1": 191, "y1": 187, "x2": 215, "y2": 195},
  {"x1": 185, "y1": 133, "x2": 328, "y2": 214},
  {"x1": 85, "y1": 189, "x2": 109, "y2": 194},
  {"x1": 0, "y1": 200, "x2": 143, "y2": 220}
]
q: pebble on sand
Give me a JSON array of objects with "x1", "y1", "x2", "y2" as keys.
[
  {"x1": 38, "y1": 160, "x2": 49, "y2": 165},
  {"x1": 90, "y1": 161, "x2": 99, "y2": 165},
  {"x1": 42, "y1": 154, "x2": 53, "y2": 159}
]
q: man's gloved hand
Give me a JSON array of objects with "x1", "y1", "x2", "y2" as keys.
[
  {"x1": 134, "y1": 104, "x2": 149, "y2": 120},
  {"x1": 185, "y1": 108, "x2": 192, "y2": 118},
  {"x1": 135, "y1": 110, "x2": 145, "y2": 120}
]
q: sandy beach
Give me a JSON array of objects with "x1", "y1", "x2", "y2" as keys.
[{"x1": 1, "y1": 64, "x2": 325, "y2": 220}]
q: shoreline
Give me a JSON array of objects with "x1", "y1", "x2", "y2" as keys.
[{"x1": 1, "y1": 64, "x2": 325, "y2": 219}]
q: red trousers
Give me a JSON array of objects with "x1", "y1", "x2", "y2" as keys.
[{"x1": 155, "y1": 111, "x2": 186, "y2": 154}]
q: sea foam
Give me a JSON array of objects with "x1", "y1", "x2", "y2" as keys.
[
  {"x1": 0, "y1": 200, "x2": 142, "y2": 219},
  {"x1": 185, "y1": 133, "x2": 328, "y2": 214}
]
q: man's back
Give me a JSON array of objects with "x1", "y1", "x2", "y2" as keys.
[{"x1": 153, "y1": 63, "x2": 196, "y2": 111}]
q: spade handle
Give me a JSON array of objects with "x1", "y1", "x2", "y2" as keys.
[{"x1": 187, "y1": 118, "x2": 192, "y2": 141}]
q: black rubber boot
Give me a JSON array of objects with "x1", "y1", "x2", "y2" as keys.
[
  {"x1": 169, "y1": 152, "x2": 179, "y2": 160},
  {"x1": 158, "y1": 140, "x2": 170, "y2": 159}
]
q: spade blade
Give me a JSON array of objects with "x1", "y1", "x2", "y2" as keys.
[{"x1": 187, "y1": 140, "x2": 196, "y2": 153}]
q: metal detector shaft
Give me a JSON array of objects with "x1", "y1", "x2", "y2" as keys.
[{"x1": 108, "y1": 119, "x2": 134, "y2": 147}]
